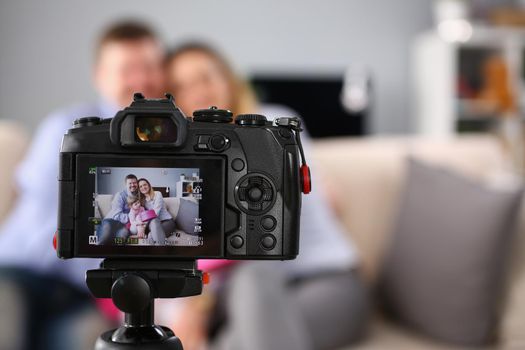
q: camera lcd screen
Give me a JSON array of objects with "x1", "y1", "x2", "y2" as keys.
[{"x1": 75, "y1": 155, "x2": 224, "y2": 258}]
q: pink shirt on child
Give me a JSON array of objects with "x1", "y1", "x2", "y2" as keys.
[{"x1": 128, "y1": 206, "x2": 146, "y2": 232}]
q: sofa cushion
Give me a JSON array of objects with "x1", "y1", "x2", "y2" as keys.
[
  {"x1": 163, "y1": 197, "x2": 181, "y2": 219},
  {"x1": 379, "y1": 158, "x2": 523, "y2": 346},
  {"x1": 311, "y1": 135, "x2": 509, "y2": 283},
  {"x1": 175, "y1": 198, "x2": 198, "y2": 235}
]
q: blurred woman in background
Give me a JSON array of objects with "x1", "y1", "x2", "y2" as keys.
[
  {"x1": 164, "y1": 42, "x2": 370, "y2": 350},
  {"x1": 166, "y1": 42, "x2": 296, "y2": 120}
]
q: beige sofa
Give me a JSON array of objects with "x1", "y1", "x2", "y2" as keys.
[
  {"x1": 1, "y1": 122, "x2": 523, "y2": 349},
  {"x1": 96, "y1": 194, "x2": 186, "y2": 220},
  {"x1": 96, "y1": 194, "x2": 199, "y2": 244},
  {"x1": 311, "y1": 135, "x2": 525, "y2": 350}
]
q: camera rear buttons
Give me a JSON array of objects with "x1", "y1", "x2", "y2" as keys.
[
  {"x1": 236, "y1": 175, "x2": 275, "y2": 213},
  {"x1": 195, "y1": 134, "x2": 230, "y2": 152},
  {"x1": 231, "y1": 158, "x2": 245, "y2": 172},
  {"x1": 261, "y1": 216, "x2": 276, "y2": 231},
  {"x1": 248, "y1": 187, "x2": 263, "y2": 202},
  {"x1": 209, "y1": 134, "x2": 229, "y2": 151},
  {"x1": 261, "y1": 234, "x2": 276, "y2": 250},
  {"x1": 230, "y1": 235, "x2": 244, "y2": 249}
]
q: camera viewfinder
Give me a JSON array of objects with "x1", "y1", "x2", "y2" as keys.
[{"x1": 135, "y1": 116, "x2": 178, "y2": 143}]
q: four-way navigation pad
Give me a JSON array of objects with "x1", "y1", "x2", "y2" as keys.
[{"x1": 235, "y1": 174, "x2": 275, "y2": 213}]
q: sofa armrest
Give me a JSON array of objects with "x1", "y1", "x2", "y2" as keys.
[{"x1": 0, "y1": 121, "x2": 29, "y2": 223}]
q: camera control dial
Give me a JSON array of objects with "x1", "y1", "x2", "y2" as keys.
[{"x1": 235, "y1": 114, "x2": 267, "y2": 126}]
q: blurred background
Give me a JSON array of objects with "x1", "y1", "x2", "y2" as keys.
[
  {"x1": 3, "y1": 0, "x2": 525, "y2": 349},
  {"x1": 0, "y1": 0, "x2": 433, "y2": 134}
]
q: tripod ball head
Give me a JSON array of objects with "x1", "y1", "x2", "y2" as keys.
[{"x1": 111, "y1": 274, "x2": 152, "y2": 314}]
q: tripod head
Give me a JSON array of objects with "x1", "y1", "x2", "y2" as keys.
[{"x1": 87, "y1": 259, "x2": 204, "y2": 350}]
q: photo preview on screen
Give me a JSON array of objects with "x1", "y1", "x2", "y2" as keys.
[{"x1": 89, "y1": 166, "x2": 203, "y2": 247}]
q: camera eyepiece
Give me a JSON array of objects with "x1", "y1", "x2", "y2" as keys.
[
  {"x1": 135, "y1": 116, "x2": 178, "y2": 143},
  {"x1": 110, "y1": 92, "x2": 188, "y2": 147}
]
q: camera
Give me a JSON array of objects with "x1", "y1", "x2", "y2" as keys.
[{"x1": 56, "y1": 93, "x2": 310, "y2": 260}]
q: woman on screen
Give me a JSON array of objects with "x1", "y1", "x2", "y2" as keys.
[{"x1": 138, "y1": 178, "x2": 177, "y2": 236}]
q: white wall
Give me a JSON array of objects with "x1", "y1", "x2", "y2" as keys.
[
  {"x1": 96, "y1": 167, "x2": 198, "y2": 196},
  {"x1": 0, "y1": 0, "x2": 432, "y2": 134}
]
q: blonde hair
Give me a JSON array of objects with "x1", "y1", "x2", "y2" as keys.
[
  {"x1": 126, "y1": 194, "x2": 143, "y2": 207},
  {"x1": 166, "y1": 42, "x2": 259, "y2": 117}
]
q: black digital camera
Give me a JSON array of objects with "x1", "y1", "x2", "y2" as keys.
[{"x1": 56, "y1": 93, "x2": 310, "y2": 260}]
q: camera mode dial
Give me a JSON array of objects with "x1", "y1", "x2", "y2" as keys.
[
  {"x1": 235, "y1": 114, "x2": 267, "y2": 126},
  {"x1": 193, "y1": 106, "x2": 233, "y2": 123},
  {"x1": 73, "y1": 116, "x2": 101, "y2": 128}
]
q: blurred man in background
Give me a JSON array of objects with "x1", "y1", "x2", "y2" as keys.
[{"x1": 0, "y1": 20, "x2": 165, "y2": 350}]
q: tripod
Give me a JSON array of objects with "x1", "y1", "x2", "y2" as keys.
[{"x1": 87, "y1": 259, "x2": 203, "y2": 350}]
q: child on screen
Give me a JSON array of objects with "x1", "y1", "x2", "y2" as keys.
[{"x1": 127, "y1": 195, "x2": 146, "y2": 238}]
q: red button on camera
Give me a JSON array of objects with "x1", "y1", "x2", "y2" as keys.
[
  {"x1": 53, "y1": 231, "x2": 58, "y2": 250},
  {"x1": 301, "y1": 165, "x2": 311, "y2": 194},
  {"x1": 203, "y1": 272, "x2": 210, "y2": 285}
]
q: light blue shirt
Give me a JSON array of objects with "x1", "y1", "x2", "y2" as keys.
[
  {"x1": 144, "y1": 191, "x2": 173, "y2": 221},
  {"x1": 0, "y1": 100, "x2": 118, "y2": 287},
  {"x1": 106, "y1": 189, "x2": 133, "y2": 224}
]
